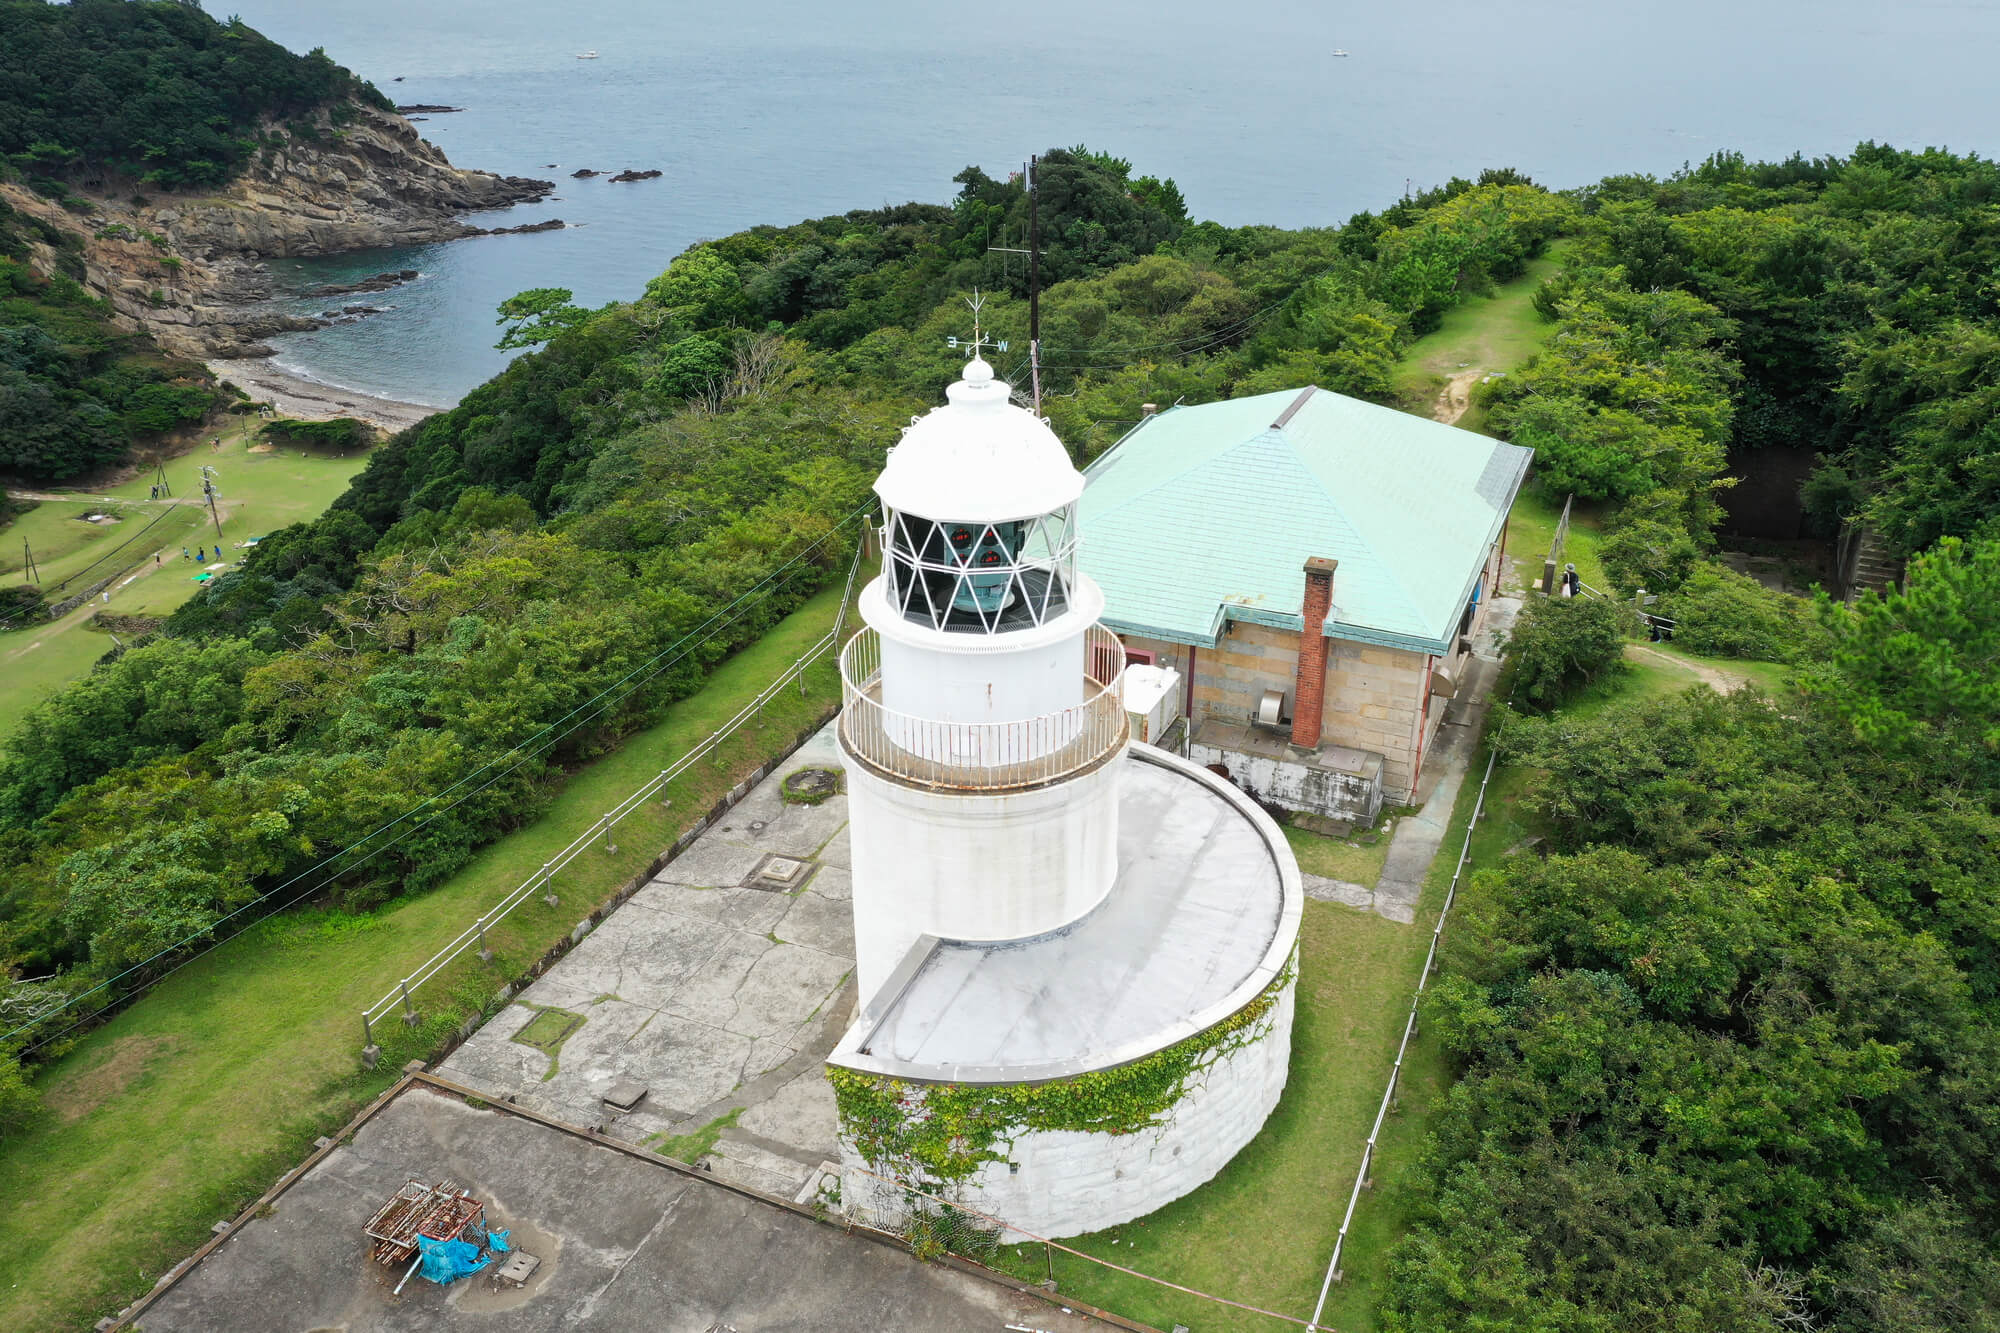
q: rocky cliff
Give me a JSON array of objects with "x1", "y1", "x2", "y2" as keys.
[{"x1": 2, "y1": 102, "x2": 552, "y2": 359}]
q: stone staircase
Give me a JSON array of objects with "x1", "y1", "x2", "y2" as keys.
[{"x1": 1844, "y1": 527, "x2": 1904, "y2": 605}]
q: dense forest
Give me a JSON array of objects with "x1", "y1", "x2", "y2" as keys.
[
  {"x1": 0, "y1": 197, "x2": 214, "y2": 480},
  {"x1": 0, "y1": 0, "x2": 389, "y2": 191},
  {"x1": 6, "y1": 138, "x2": 2000, "y2": 1324},
  {"x1": 1387, "y1": 542, "x2": 2000, "y2": 1333}
]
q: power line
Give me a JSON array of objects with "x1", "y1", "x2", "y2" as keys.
[
  {"x1": 0, "y1": 499, "x2": 191, "y2": 630},
  {"x1": 4, "y1": 508, "x2": 870, "y2": 1052},
  {"x1": 9, "y1": 547, "x2": 845, "y2": 1059}
]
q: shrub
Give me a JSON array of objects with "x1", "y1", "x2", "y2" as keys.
[
  {"x1": 1599, "y1": 516, "x2": 1700, "y2": 595},
  {"x1": 1505, "y1": 594, "x2": 1631, "y2": 709},
  {"x1": 1, "y1": 583, "x2": 45, "y2": 627},
  {"x1": 260, "y1": 417, "x2": 371, "y2": 449},
  {"x1": 1658, "y1": 563, "x2": 1824, "y2": 662},
  {"x1": 120, "y1": 381, "x2": 214, "y2": 435}
]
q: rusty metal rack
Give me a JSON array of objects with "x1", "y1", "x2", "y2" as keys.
[{"x1": 364, "y1": 1179, "x2": 486, "y2": 1265}]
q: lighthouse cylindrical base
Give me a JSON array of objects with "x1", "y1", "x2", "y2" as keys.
[{"x1": 841, "y1": 742, "x2": 1124, "y2": 1008}]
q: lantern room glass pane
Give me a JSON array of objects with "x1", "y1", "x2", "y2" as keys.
[{"x1": 884, "y1": 506, "x2": 1072, "y2": 633}]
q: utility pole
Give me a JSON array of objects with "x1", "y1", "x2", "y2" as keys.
[
  {"x1": 1027, "y1": 153, "x2": 1041, "y2": 419},
  {"x1": 21, "y1": 538, "x2": 38, "y2": 583},
  {"x1": 200, "y1": 465, "x2": 223, "y2": 540},
  {"x1": 986, "y1": 155, "x2": 1045, "y2": 418},
  {"x1": 153, "y1": 460, "x2": 171, "y2": 497}
]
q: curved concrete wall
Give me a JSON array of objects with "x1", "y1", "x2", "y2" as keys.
[
  {"x1": 843, "y1": 753, "x2": 1122, "y2": 1006},
  {"x1": 844, "y1": 975, "x2": 1296, "y2": 1240}
]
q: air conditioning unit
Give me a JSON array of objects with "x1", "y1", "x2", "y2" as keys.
[{"x1": 1120, "y1": 664, "x2": 1183, "y2": 745}]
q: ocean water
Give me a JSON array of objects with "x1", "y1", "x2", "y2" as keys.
[{"x1": 221, "y1": 0, "x2": 2000, "y2": 408}]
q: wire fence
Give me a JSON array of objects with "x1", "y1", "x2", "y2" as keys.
[
  {"x1": 2, "y1": 514, "x2": 869, "y2": 1059},
  {"x1": 1306, "y1": 739, "x2": 1502, "y2": 1329},
  {"x1": 357, "y1": 536, "x2": 866, "y2": 1057}
]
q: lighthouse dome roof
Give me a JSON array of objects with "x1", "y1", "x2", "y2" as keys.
[{"x1": 876, "y1": 357, "x2": 1083, "y2": 523}]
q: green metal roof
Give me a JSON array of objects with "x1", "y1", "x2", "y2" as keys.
[{"x1": 1077, "y1": 386, "x2": 1532, "y2": 655}]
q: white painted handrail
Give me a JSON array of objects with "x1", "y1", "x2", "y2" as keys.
[{"x1": 838, "y1": 624, "x2": 1127, "y2": 791}]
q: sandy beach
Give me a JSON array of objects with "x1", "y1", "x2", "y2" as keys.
[{"x1": 207, "y1": 358, "x2": 445, "y2": 434}]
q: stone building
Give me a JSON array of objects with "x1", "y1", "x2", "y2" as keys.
[{"x1": 1078, "y1": 385, "x2": 1530, "y2": 820}]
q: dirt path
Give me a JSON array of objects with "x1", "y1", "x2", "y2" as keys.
[
  {"x1": 1434, "y1": 367, "x2": 1484, "y2": 424},
  {"x1": 1624, "y1": 642, "x2": 1750, "y2": 693}
]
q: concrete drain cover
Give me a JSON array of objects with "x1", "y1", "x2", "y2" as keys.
[
  {"x1": 602, "y1": 1079, "x2": 648, "y2": 1112},
  {"x1": 743, "y1": 852, "x2": 814, "y2": 892},
  {"x1": 494, "y1": 1250, "x2": 541, "y2": 1286}
]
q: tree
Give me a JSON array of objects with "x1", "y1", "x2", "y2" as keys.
[
  {"x1": 1504, "y1": 593, "x2": 1632, "y2": 709},
  {"x1": 494, "y1": 287, "x2": 590, "y2": 350},
  {"x1": 654, "y1": 335, "x2": 729, "y2": 401},
  {"x1": 1803, "y1": 535, "x2": 2000, "y2": 778}
]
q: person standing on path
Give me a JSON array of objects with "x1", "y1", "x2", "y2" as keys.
[{"x1": 181, "y1": 547, "x2": 190, "y2": 561}]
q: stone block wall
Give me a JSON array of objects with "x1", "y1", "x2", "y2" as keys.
[
  {"x1": 1321, "y1": 639, "x2": 1429, "y2": 801},
  {"x1": 1189, "y1": 622, "x2": 1298, "y2": 726},
  {"x1": 843, "y1": 977, "x2": 1297, "y2": 1242}
]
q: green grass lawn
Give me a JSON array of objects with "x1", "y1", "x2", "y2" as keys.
[
  {"x1": 0, "y1": 418, "x2": 376, "y2": 748},
  {"x1": 1502, "y1": 488, "x2": 1610, "y2": 595},
  {"x1": 0, "y1": 622, "x2": 117, "y2": 731},
  {"x1": 994, "y1": 896, "x2": 1447, "y2": 1333},
  {"x1": 2, "y1": 417, "x2": 368, "y2": 588},
  {"x1": 1633, "y1": 641, "x2": 1796, "y2": 695},
  {"x1": 1390, "y1": 243, "x2": 1569, "y2": 420},
  {"x1": 0, "y1": 580, "x2": 852, "y2": 1333},
  {"x1": 1283, "y1": 815, "x2": 1396, "y2": 888}
]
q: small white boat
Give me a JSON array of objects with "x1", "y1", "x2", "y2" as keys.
[
  {"x1": 1331, "y1": 48, "x2": 1350, "y2": 57},
  {"x1": 577, "y1": 50, "x2": 600, "y2": 59}
]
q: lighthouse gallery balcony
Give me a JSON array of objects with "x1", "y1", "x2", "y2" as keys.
[{"x1": 838, "y1": 624, "x2": 1129, "y2": 792}]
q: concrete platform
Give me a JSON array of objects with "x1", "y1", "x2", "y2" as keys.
[
  {"x1": 837, "y1": 747, "x2": 1295, "y2": 1081},
  {"x1": 436, "y1": 723, "x2": 858, "y2": 1196},
  {"x1": 132, "y1": 1084, "x2": 1117, "y2": 1333}
]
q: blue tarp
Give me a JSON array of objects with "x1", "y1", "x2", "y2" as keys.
[
  {"x1": 487, "y1": 1228, "x2": 511, "y2": 1254},
  {"x1": 416, "y1": 1235, "x2": 491, "y2": 1286}
]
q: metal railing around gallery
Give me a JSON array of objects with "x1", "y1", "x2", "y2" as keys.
[{"x1": 836, "y1": 623, "x2": 1128, "y2": 792}]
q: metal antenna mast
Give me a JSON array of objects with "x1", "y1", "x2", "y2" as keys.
[{"x1": 986, "y1": 154, "x2": 1044, "y2": 417}]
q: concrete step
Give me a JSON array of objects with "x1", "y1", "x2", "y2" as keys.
[{"x1": 700, "y1": 1134, "x2": 815, "y2": 1198}]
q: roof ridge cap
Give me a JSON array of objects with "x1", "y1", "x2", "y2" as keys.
[{"x1": 1270, "y1": 385, "x2": 1318, "y2": 430}]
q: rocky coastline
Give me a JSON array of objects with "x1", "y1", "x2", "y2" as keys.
[{"x1": 0, "y1": 100, "x2": 555, "y2": 363}]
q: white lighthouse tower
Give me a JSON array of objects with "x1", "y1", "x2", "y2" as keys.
[
  {"x1": 830, "y1": 344, "x2": 1300, "y2": 1241},
  {"x1": 840, "y1": 350, "x2": 1128, "y2": 1003}
]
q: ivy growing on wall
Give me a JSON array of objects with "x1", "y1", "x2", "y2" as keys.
[{"x1": 830, "y1": 952, "x2": 1295, "y2": 1186}]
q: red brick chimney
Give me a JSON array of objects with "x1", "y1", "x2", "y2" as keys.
[{"x1": 1291, "y1": 557, "x2": 1337, "y2": 750}]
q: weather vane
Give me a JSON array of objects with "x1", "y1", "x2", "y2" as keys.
[{"x1": 945, "y1": 289, "x2": 1009, "y2": 358}]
